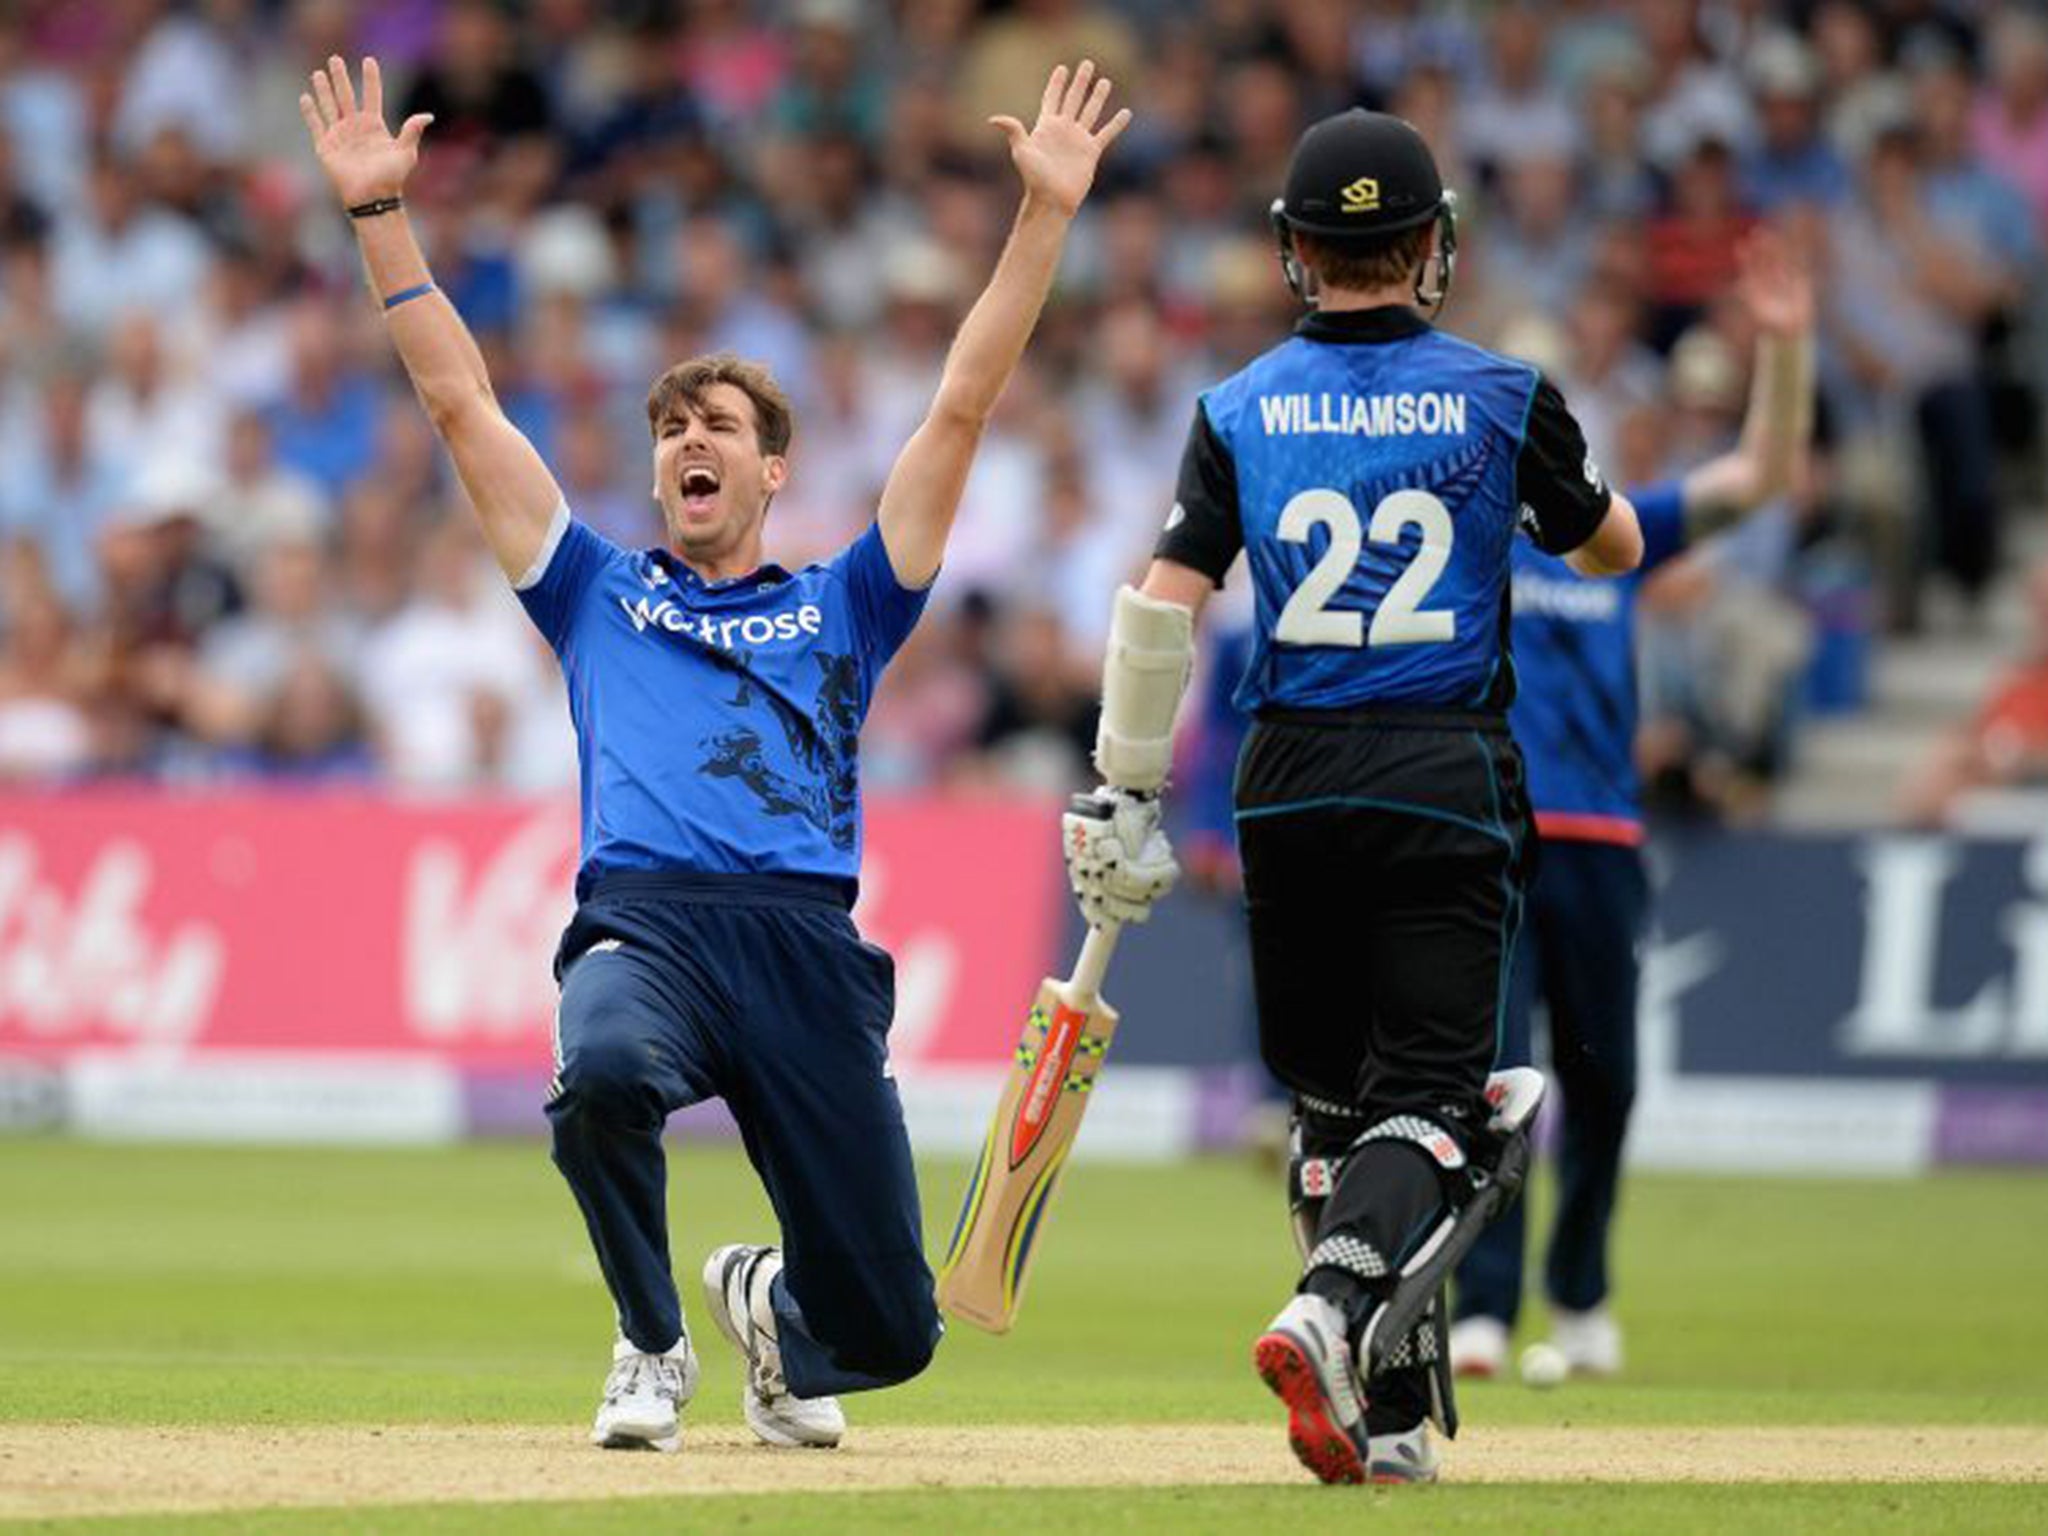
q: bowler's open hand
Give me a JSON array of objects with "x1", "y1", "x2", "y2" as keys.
[
  {"x1": 990, "y1": 61, "x2": 1132, "y2": 217},
  {"x1": 298, "y1": 55, "x2": 433, "y2": 209}
]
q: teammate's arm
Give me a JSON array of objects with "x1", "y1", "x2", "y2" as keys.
[
  {"x1": 299, "y1": 56, "x2": 564, "y2": 584},
  {"x1": 1679, "y1": 228, "x2": 1816, "y2": 538},
  {"x1": 875, "y1": 62, "x2": 1131, "y2": 589}
]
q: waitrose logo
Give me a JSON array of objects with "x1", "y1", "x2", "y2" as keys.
[{"x1": 617, "y1": 595, "x2": 825, "y2": 649}]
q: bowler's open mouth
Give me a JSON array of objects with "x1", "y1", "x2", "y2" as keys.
[{"x1": 680, "y1": 464, "x2": 721, "y2": 516}]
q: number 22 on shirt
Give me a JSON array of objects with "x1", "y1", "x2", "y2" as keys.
[{"x1": 1274, "y1": 487, "x2": 1455, "y2": 648}]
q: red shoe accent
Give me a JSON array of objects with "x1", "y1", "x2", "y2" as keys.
[{"x1": 1253, "y1": 1331, "x2": 1366, "y2": 1486}]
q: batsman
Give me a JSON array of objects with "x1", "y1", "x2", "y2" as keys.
[
  {"x1": 301, "y1": 55, "x2": 1128, "y2": 1453},
  {"x1": 1064, "y1": 110, "x2": 1642, "y2": 1485}
]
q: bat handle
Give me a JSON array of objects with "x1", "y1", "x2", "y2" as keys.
[{"x1": 1069, "y1": 921, "x2": 1121, "y2": 1005}]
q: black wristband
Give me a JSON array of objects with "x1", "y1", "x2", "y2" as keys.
[{"x1": 346, "y1": 195, "x2": 405, "y2": 220}]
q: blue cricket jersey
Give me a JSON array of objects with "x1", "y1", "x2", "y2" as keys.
[
  {"x1": 1507, "y1": 480, "x2": 1687, "y2": 842},
  {"x1": 1156, "y1": 307, "x2": 1612, "y2": 714},
  {"x1": 515, "y1": 508, "x2": 928, "y2": 899}
]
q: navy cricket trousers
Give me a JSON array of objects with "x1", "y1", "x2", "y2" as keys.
[
  {"x1": 545, "y1": 871, "x2": 940, "y2": 1398},
  {"x1": 1455, "y1": 839, "x2": 1647, "y2": 1325}
]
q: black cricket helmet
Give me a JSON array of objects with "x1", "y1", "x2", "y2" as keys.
[{"x1": 1270, "y1": 108, "x2": 1459, "y2": 311}]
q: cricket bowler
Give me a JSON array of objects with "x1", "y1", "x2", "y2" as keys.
[
  {"x1": 300, "y1": 53, "x2": 1128, "y2": 1453},
  {"x1": 1450, "y1": 230, "x2": 1817, "y2": 1380},
  {"x1": 1062, "y1": 109, "x2": 1643, "y2": 1484}
]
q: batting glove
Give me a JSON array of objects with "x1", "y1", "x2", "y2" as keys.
[{"x1": 1063, "y1": 785, "x2": 1179, "y2": 926}]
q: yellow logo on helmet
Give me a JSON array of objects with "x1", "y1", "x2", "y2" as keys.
[{"x1": 1340, "y1": 176, "x2": 1381, "y2": 213}]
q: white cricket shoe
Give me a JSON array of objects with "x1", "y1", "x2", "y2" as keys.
[
  {"x1": 590, "y1": 1333, "x2": 698, "y2": 1452},
  {"x1": 1449, "y1": 1315, "x2": 1510, "y2": 1379},
  {"x1": 1550, "y1": 1304, "x2": 1623, "y2": 1377},
  {"x1": 702, "y1": 1244, "x2": 846, "y2": 1448},
  {"x1": 1253, "y1": 1293, "x2": 1372, "y2": 1485},
  {"x1": 1367, "y1": 1420, "x2": 1442, "y2": 1485}
]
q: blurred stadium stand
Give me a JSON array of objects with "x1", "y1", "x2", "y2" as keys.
[{"x1": 0, "y1": 0, "x2": 2041, "y2": 833}]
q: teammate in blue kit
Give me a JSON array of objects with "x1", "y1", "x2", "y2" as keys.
[
  {"x1": 1449, "y1": 231, "x2": 1816, "y2": 1382},
  {"x1": 300, "y1": 54, "x2": 1130, "y2": 1452},
  {"x1": 1063, "y1": 110, "x2": 1643, "y2": 1485}
]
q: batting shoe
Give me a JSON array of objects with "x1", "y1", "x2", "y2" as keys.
[
  {"x1": 1448, "y1": 1315, "x2": 1510, "y2": 1379},
  {"x1": 1253, "y1": 1294, "x2": 1372, "y2": 1485},
  {"x1": 1549, "y1": 1304, "x2": 1624, "y2": 1377},
  {"x1": 1367, "y1": 1421, "x2": 1442, "y2": 1485},
  {"x1": 590, "y1": 1333, "x2": 699, "y2": 1452},
  {"x1": 702, "y1": 1244, "x2": 846, "y2": 1448}
]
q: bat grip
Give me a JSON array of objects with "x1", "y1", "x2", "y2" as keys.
[{"x1": 1069, "y1": 921, "x2": 1121, "y2": 1004}]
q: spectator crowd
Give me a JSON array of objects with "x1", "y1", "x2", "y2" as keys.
[{"x1": 0, "y1": 0, "x2": 2042, "y2": 816}]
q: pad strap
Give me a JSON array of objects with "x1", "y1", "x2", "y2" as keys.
[
  {"x1": 1355, "y1": 1115, "x2": 1470, "y2": 1173},
  {"x1": 1296, "y1": 1090, "x2": 1367, "y2": 1120},
  {"x1": 1304, "y1": 1232, "x2": 1390, "y2": 1283}
]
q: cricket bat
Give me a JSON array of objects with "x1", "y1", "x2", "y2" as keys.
[{"x1": 936, "y1": 921, "x2": 1122, "y2": 1333}]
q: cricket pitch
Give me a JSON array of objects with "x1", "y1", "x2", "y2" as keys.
[{"x1": 3, "y1": 1424, "x2": 2044, "y2": 1520}]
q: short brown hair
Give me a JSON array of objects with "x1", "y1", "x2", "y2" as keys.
[
  {"x1": 645, "y1": 353, "x2": 794, "y2": 457},
  {"x1": 1298, "y1": 226, "x2": 1431, "y2": 294}
]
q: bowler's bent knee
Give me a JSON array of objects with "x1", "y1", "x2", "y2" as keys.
[{"x1": 552, "y1": 1033, "x2": 666, "y2": 1123}]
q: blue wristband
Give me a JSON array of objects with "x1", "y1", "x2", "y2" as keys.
[{"x1": 382, "y1": 282, "x2": 435, "y2": 311}]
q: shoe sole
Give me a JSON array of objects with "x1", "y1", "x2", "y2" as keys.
[
  {"x1": 1368, "y1": 1459, "x2": 1439, "y2": 1486},
  {"x1": 1253, "y1": 1331, "x2": 1366, "y2": 1486},
  {"x1": 593, "y1": 1428, "x2": 679, "y2": 1453},
  {"x1": 744, "y1": 1396, "x2": 842, "y2": 1450}
]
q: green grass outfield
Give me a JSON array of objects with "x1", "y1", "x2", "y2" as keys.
[{"x1": 1, "y1": 1140, "x2": 2045, "y2": 1531}]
